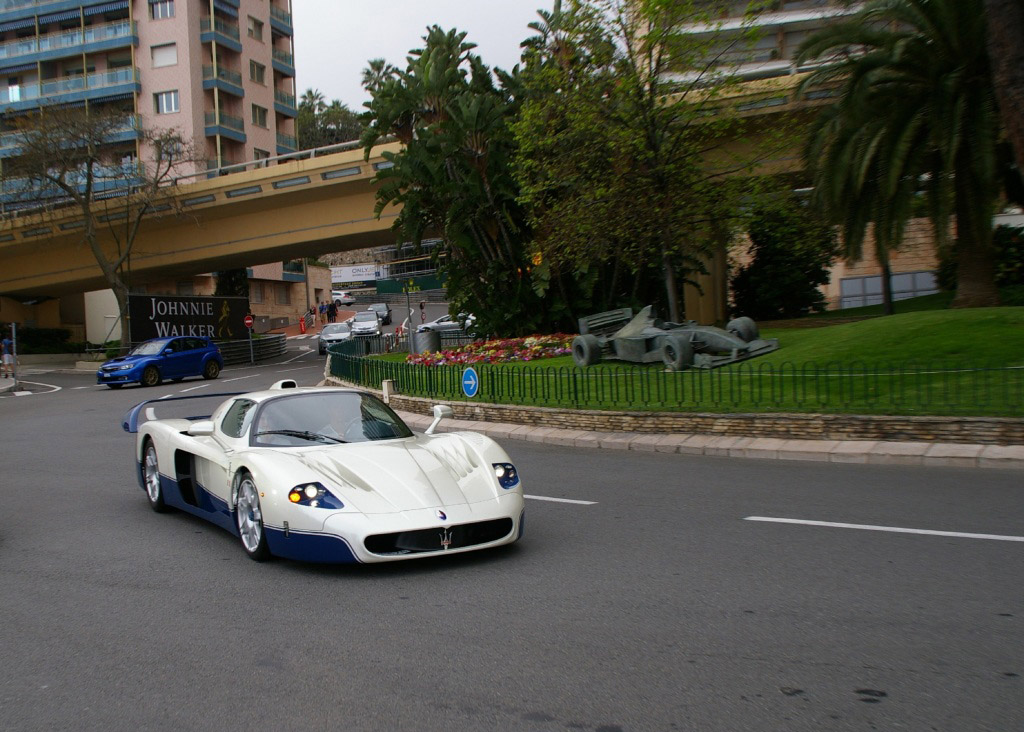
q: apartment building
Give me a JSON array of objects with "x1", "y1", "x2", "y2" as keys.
[{"x1": 0, "y1": 0, "x2": 298, "y2": 177}]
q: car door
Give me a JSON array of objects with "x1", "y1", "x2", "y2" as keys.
[
  {"x1": 191, "y1": 398, "x2": 257, "y2": 507},
  {"x1": 160, "y1": 338, "x2": 188, "y2": 378},
  {"x1": 182, "y1": 338, "x2": 206, "y2": 376}
]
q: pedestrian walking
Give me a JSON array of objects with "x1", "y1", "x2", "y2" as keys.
[
  {"x1": 1, "y1": 329, "x2": 13, "y2": 379},
  {"x1": 319, "y1": 301, "x2": 327, "y2": 325},
  {"x1": 328, "y1": 302, "x2": 337, "y2": 323}
]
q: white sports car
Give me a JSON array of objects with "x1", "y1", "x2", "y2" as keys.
[{"x1": 123, "y1": 381, "x2": 525, "y2": 563}]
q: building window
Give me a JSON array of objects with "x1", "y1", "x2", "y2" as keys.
[
  {"x1": 247, "y1": 16, "x2": 264, "y2": 41},
  {"x1": 151, "y1": 43, "x2": 177, "y2": 68},
  {"x1": 155, "y1": 90, "x2": 179, "y2": 114},
  {"x1": 250, "y1": 282, "x2": 263, "y2": 304},
  {"x1": 249, "y1": 60, "x2": 266, "y2": 84},
  {"x1": 151, "y1": 1, "x2": 175, "y2": 19},
  {"x1": 274, "y1": 283, "x2": 290, "y2": 305},
  {"x1": 251, "y1": 104, "x2": 268, "y2": 128},
  {"x1": 253, "y1": 148, "x2": 270, "y2": 161}
]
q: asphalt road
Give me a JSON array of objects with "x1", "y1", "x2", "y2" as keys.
[{"x1": 0, "y1": 346, "x2": 1021, "y2": 731}]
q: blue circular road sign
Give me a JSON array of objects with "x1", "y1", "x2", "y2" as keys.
[{"x1": 462, "y1": 366, "x2": 480, "y2": 398}]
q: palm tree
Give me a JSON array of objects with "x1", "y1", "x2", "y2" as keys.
[
  {"x1": 798, "y1": 0, "x2": 1002, "y2": 308},
  {"x1": 299, "y1": 88, "x2": 326, "y2": 113}
]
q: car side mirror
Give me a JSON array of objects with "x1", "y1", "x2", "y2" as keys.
[
  {"x1": 187, "y1": 420, "x2": 215, "y2": 436},
  {"x1": 163, "y1": 348, "x2": 174, "y2": 355},
  {"x1": 425, "y1": 405, "x2": 454, "y2": 435}
]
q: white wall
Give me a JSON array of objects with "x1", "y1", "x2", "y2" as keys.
[{"x1": 84, "y1": 290, "x2": 121, "y2": 343}]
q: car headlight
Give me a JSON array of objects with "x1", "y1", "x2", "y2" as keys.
[
  {"x1": 287, "y1": 482, "x2": 344, "y2": 509},
  {"x1": 492, "y1": 463, "x2": 520, "y2": 489},
  {"x1": 117, "y1": 364, "x2": 134, "y2": 371}
]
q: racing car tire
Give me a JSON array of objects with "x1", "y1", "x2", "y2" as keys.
[
  {"x1": 726, "y1": 316, "x2": 758, "y2": 343},
  {"x1": 572, "y1": 334, "x2": 601, "y2": 367},
  {"x1": 202, "y1": 360, "x2": 220, "y2": 380},
  {"x1": 141, "y1": 365, "x2": 161, "y2": 387},
  {"x1": 234, "y1": 471, "x2": 270, "y2": 561},
  {"x1": 142, "y1": 439, "x2": 168, "y2": 513},
  {"x1": 662, "y1": 335, "x2": 694, "y2": 371}
]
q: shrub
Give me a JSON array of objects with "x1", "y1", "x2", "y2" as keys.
[{"x1": 938, "y1": 225, "x2": 1024, "y2": 291}]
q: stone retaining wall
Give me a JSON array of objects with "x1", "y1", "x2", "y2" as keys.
[{"x1": 324, "y1": 376, "x2": 1024, "y2": 446}]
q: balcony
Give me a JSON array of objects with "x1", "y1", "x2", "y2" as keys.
[
  {"x1": 273, "y1": 88, "x2": 296, "y2": 117},
  {"x1": 200, "y1": 16, "x2": 242, "y2": 53},
  {"x1": 276, "y1": 131, "x2": 296, "y2": 154},
  {"x1": 271, "y1": 48, "x2": 294, "y2": 76},
  {"x1": 0, "y1": 162, "x2": 144, "y2": 208},
  {"x1": 202, "y1": 64, "x2": 244, "y2": 97},
  {"x1": 0, "y1": 21, "x2": 136, "y2": 71},
  {"x1": 0, "y1": 66, "x2": 140, "y2": 111},
  {"x1": 204, "y1": 110, "x2": 246, "y2": 143},
  {"x1": 1, "y1": 113, "x2": 142, "y2": 157},
  {"x1": 269, "y1": 5, "x2": 292, "y2": 36},
  {"x1": 0, "y1": 0, "x2": 126, "y2": 22}
]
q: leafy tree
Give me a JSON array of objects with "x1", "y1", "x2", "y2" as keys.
[
  {"x1": 984, "y1": 0, "x2": 1024, "y2": 174},
  {"x1": 360, "y1": 26, "x2": 542, "y2": 336},
  {"x1": 214, "y1": 268, "x2": 250, "y2": 298},
  {"x1": 512, "y1": 0, "x2": 754, "y2": 325},
  {"x1": 0, "y1": 105, "x2": 193, "y2": 343},
  {"x1": 297, "y1": 88, "x2": 362, "y2": 150},
  {"x1": 730, "y1": 195, "x2": 839, "y2": 320},
  {"x1": 798, "y1": 0, "x2": 1004, "y2": 308}
]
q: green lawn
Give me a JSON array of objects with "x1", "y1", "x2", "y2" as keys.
[{"x1": 340, "y1": 306, "x2": 1024, "y2": 416}]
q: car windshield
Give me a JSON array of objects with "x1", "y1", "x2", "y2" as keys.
[
  {"x1": 370, "y1": 304, "x2": 386, "y2": 312},
  {"x1": 129, "y1": 340, "x2": 170, "y2": 356},
  {"x1": 321, "y1": 324, "x2": 350, "y2": 335},
  {"x1": 354, "y1": 312, "x2": 377, "y2": 322},
  {"x1": 251, "y1": 391, "x2": 413, "y2": 447}
]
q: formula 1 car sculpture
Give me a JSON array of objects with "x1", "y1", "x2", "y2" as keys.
[{"x1": 571, "y1": 306, "x2": 778, "y2": 370}]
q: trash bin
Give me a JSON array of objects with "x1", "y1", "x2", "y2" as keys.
[{"x1": 412, "y1": 329, "x2": 441, "y2": 354}]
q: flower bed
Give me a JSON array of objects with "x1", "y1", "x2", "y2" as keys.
[{"x1": 406, "y1": 334, "x2": 575, "y2": 366}]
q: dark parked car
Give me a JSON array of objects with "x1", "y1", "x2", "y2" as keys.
[
  {"x1": 367, "y1": 302, "x2": 392, "y2": 325},
  {"x1": 96, "y1": 336, "x2": 223, "y2": 389}
]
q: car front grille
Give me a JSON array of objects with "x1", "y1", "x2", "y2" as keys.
[{"x1": 364, "y1": 518, "x2": 513, "y2": 556}]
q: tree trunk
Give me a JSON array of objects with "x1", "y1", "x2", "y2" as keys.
[
  {"x1": 879, "y1": 255, "x2": 894, "y2": 316},
  {"x1": 984, "y1": 0, "x2": 1024, "y2": 173},
  {"x1": 663, "y1": 249, "x2": 680, "y2": 322},
  {"x1": 952, "y1": 149, "x2": 1000, "y2": 307}
]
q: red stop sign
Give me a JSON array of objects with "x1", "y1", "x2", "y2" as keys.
[{"x1": 244, "y1": 314, "x2": 254, "y2": 329}]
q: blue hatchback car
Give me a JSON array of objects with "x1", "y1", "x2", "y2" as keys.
[{"x1": 97, "y1": 336, "x2": 223, "y2": 389}]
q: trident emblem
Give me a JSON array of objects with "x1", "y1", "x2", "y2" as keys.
[{"x1": 439, "y1": 527, "x2": 453, "y2": 550}]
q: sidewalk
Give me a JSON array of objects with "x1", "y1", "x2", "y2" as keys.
[{"x1": 395, "y1": 410, "x2": 1024, "y2": 471}]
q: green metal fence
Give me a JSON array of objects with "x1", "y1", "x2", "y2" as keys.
[{"x1": 327, "y1": 341, "x2": 1024, "y2": 416}]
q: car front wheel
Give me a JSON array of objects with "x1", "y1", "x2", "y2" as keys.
[
  {"x1": 202, "y1": 360, "x2": 220, "y2": 380},
  {"x1": 235, "y1": 472, "x2": 270, "y2": 561},
  {"x1": 143, "y1": 440, "x2": 168, "y2": 513},
  {"x1": 141, "y1": 365, "x2": 161, "y2": 387}
]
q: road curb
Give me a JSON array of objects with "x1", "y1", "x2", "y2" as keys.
[{"x1": 394, "y1": 411, "x2": 1024, "y2": 470}]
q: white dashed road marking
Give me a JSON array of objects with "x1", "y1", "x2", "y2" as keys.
[
  {"x1": 745, "y1": 516, "x2": 1024, "y2": 543},
  {"x1": 224, "y1": 375, "x2": 258, "y2": 382},
  {"x1": 179, "y1": 384, "x2": 211, "y2": 393},
  {"x1": 525, "y1": 495, "x2": 597, "y2": 505}
]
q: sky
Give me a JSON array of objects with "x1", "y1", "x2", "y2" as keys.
[{"x1": 292, "y1": 0, "x2": 552, "y2": 111}]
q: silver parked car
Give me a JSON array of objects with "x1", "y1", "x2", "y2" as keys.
[
  {"x1": 350, "y1": 310, "x2": 382, "y2": 337},
  {"x1": 318, "y1": 323, "x2": 353, "y2": 355},
  {"x1": 417, "y1": 312, "x2": 475, "y2": 333}
]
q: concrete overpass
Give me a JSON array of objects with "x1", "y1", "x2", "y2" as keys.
[{"x1": 0, "y1": 141, "x2": 402, "y2": 298}]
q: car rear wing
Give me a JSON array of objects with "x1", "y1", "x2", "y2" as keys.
[
  {"x1": 122, "y1": 392, "x2": 246, "y2": 433},
  {"x1": 578, "y1": 307, "x2": 633, "y2": 337}
]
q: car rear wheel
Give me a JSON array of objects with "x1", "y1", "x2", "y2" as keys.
[
  {"x1": 143, "y1": 440, "x2": 168, "y2": 513},
  {"x1": 202, "y1": 360, "x2": 220, "y2": 380},
  {"x1": 141, "y1": 365, "x2": 161, "y2": 387},
  {"x1": 235, "y1": 472, "x2": 269, "y2": 561},
  {"x1": 572, "y1": 334, "x2": 601, "y2": 367}
]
